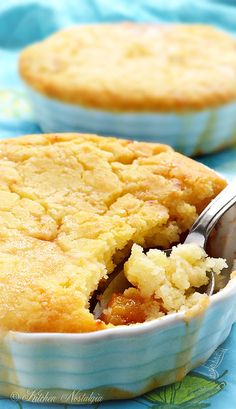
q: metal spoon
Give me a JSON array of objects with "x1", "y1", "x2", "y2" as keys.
[{"x1": 93, "y1": 180, "x2": 236, "y2": 318}]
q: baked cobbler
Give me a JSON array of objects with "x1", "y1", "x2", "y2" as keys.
[
  {"x1": 0, "y1": 133, "x2": 226, "y2": 332},
  {"x1": 19, "y1": 24, "x2": 236, "y2": 112}
]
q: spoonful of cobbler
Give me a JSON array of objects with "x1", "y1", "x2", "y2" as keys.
[{"x1": 92, "y1": 181, "x2": 236, "y2": 323}]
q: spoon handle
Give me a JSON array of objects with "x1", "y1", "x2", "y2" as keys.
[{"x1": 185, "y1": 180, "x2": 236, "y2": 248}]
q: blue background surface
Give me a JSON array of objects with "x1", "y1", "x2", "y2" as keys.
[{"x1": 1, "y1": 1, "x2": 236, "y2": 408}]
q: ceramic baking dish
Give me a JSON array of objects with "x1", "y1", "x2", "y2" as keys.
[{"x1": 24, "y1": 86, "x2": 236, "y2": 157}]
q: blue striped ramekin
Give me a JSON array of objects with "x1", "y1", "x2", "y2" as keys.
[
  {"x1": 24, "y1": 86, "x2": 236, "y2": 156},
  {"x1": 0, "y1": 205, "x2": 236, "y2": 404},
  {"x1": 0, "y1": 281, "x2": 235, "y2": 404}
]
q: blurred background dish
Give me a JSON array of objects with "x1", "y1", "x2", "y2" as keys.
[{"x1": 19, "y1": 23, "x2": 236, "y2": 156}]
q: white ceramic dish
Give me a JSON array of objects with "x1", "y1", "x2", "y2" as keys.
[
  {"x1": 0, "y1": 204, "x2": 236, "y2": 404},
  {"x1": 25, "y1": 86, "x2": 236, "y2": 156}
]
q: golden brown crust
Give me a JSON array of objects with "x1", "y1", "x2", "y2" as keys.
[
  {"x1": 19, "y1": 23, "x2": 236, "y2": 112},
  {"x1": 0, "y1": 133, "x2": 226, "y2": 332}
]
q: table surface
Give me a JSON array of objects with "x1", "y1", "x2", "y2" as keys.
[{"x1": 1, "y1": 1, "x2": 236, "y2": 407}]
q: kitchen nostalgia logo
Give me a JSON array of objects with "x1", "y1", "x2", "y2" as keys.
[{"x1": 10, "y1": 388, "x2": 103, "y2": 404}]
